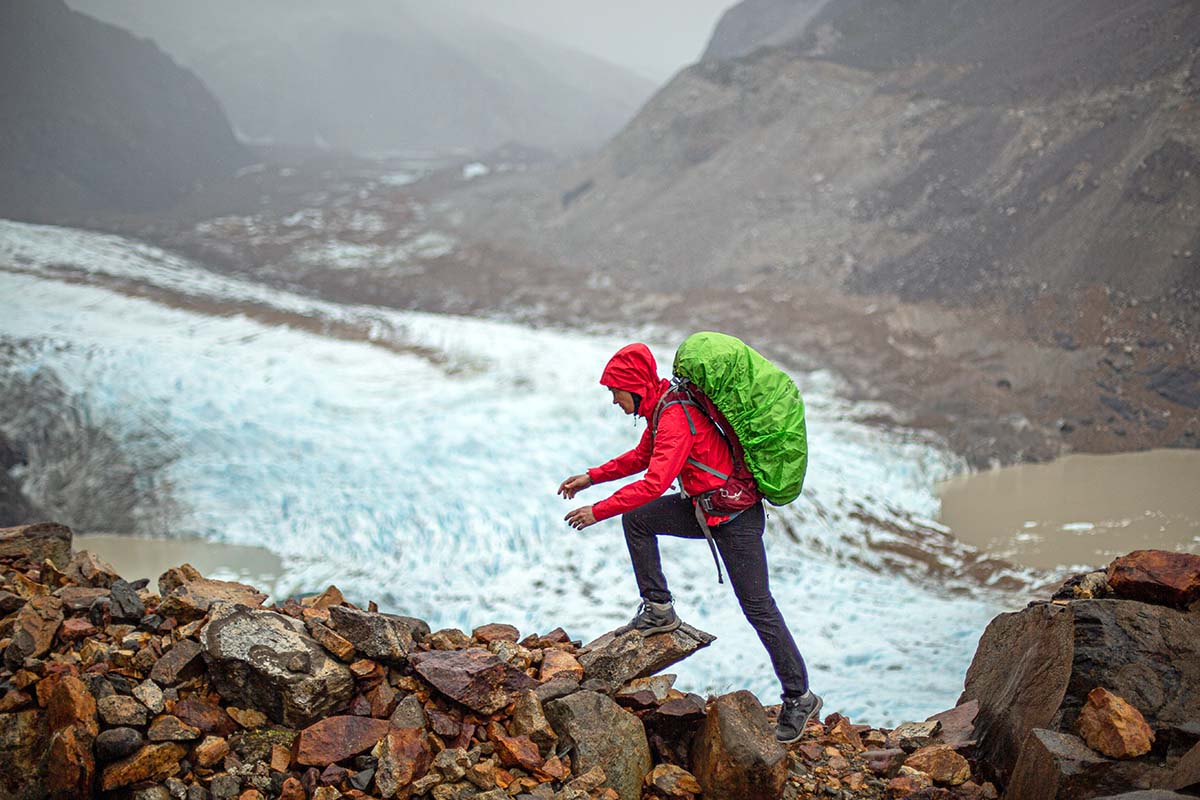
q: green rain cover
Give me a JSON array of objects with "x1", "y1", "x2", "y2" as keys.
[{"x1": 672, "y1": 331, "x2": 807, "y2": 505}]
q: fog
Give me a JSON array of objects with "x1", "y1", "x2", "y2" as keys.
[{"x1": 455, "y1": 0, "x2": 739, "y2": 81}]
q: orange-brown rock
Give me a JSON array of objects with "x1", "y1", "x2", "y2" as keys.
[
  {"x1": 645, "y1": 763, "x2": 702, "y2": 797},
  {"x1": 148, "y1": 714, "x2": 202, "y2": 742},
  {"x1": 1075, "y1": 687, "x2": 1155, "y2": 758},
  {"x1": 157, "y1": 564, "x2": 266, "y2": 621},
  {"x1": 296, "y1": 715, "x2": 390, "y2": 766},
  {"x1": 174, "y1": 697, "x2": 238, "y2": 737},
  {"x1": 47, "y1": 674, "x2": 98, "y2": 737},
  {"x1": 536, "y1": 754, "x2": 570, "y2": 782},
  {"x1": 1107, "y1": 550, "x2": 1200, "y2": 608},
  {"x1": 372, "y1": 726, "x2": 432, "y2": 798},
  {"x1": 488, "y1": 722, "x2": 544, "y2": 772},
  {"x1": 690, "y1": 691, "x2": 784, "y2": 800},
  {"x1": 58, "y1": 617, "x2": 98, "y2": 642},
  {"x1": 99, "y1": 742, "x2": 187, "y2": 790},
  {"x1": 887, "y1": 765, "x2": 933, "y2": 795},
  {"x1": 227, "y1": 706, "x2": 268, "y2": 729},
  {"x1": 409, "y1": 649, "x2": 537, "y2": 714},
  {"x1": 191, "y1": 735, "x2": 230, "y2": 767},
  {"x1": 47, "y1": 725, "x2": 94, "y2": 799},
  {"x1": 539, "y1": 648, "x2": 584, "y2": 682},
  {"x1": 279, "y1": 776, "x2": 305, "y2": 800},
  {"x1": 828, "y1": 717, "x2": 864, "y2": 751},
  {"x1": 4, "y1": 593, "x2": 63, "y2": 665},
  {"x1": 904, "y1": 744, "x2": 972, "y2": 785},
  {"x1": 473, "y1": 623, "x2": 520, "y2": 644},
  {"x1": 270, "y1": 743, "x2": 292, "y2": 772},
  {"x1": 0, "y1": 522, "x2": 72, "y2": 566},
  {"x1": 308, "y1": 621, "x2": 356, "y2": 661}
]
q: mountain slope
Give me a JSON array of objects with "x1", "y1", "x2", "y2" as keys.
[
  {"x1": 0, "y1": 0, "x2": 249, "y2": 222},
  {"x1": 67, "y1": 0, "x2": 656, "y2": 156},
  {"x1": 442, "y1": 0, "x2": 1200, "y2": 304}
]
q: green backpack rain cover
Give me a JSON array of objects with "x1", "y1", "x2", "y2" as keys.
[{"x1": 672, "y1": 331, "x2": 808, "y2": 505}]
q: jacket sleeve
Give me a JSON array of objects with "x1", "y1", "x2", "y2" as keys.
[
  {"x1": 591, "y1": 405, "x2": 694, "y2": 522},
  {"x1": 587, "y1": 427, "x2": 653, "y2": 484}
]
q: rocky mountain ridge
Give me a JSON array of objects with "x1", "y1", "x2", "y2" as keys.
[
  {"x1": 0, "y1": 0, "x2": 249, "y2": 224},
  {"x1": 1, "y1": 521, "x2": 1198, "y2": 799}
]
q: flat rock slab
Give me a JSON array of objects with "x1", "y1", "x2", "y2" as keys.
[
  {"x1": 409, "y1": 649, "x2": 537, "y2": 714},
  {"x1": 200, "y1": 603, "x2": 354, "y2": 727},
  {"x1": 296, "y1": 715, "x2": 390, "y2": 767},
  {"x1": 159, "y1": 567, "x2": 267, "y2": 622},
  {"x1": 0, "y1": 522, "x2": 71, "y2": 566},
  {"x1": 689, "y1": 690, "x2": 786, "y2": 800},
  {"x1": 149, "y1": 639, "x2": 205, "y2": 686},
  {"x1": 544, "y1": 689, "x2": 651, "y2": 800},
  {"x1": 1107, "y1": 550, "x2": 1200, "y2": 608},
  {"x1": 577, "y1": 622, "x2": 715, "y2": 692}
]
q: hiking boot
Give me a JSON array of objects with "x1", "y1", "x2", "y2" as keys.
[
  {"x1": 616, "y1": 599, "x2": 681, "y2": 636},
  {"x1": 775, "y1": 690, "x2": 823, "y2": 744}
]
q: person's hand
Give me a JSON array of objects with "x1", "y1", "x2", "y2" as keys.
[
  {"x1": 564, "y1": 505, "x2": 597, "y2": 530},
  {"x1": 558, "y1": 473, "x2": 592, "y2": 500}
]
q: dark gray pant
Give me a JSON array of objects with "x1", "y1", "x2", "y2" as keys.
[{"x1": 622, "y1": 493, "x2": 810, "y2": 698}]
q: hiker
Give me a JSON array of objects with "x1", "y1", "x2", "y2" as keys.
[{"x1": 558, "y1": 342, "x2": 822, "y2": 743}]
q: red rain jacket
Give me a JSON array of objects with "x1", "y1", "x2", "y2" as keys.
[{"x1": 587, "y1": 343, "x2": 734, "y2": 525}]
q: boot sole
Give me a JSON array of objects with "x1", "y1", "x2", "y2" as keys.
[{"x1": 776, "y1": 694, "x2": 823, "y2": 745}]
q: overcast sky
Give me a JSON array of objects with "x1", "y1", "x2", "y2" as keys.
[{"x1": 464, "y1": 0, "x2": 739, "y2": 82}]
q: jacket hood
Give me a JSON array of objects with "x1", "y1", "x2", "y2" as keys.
[{"x1": 600, "y1": 343, "x2": 669, "y2": 418}]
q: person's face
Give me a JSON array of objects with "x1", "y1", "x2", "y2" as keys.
[{"x1": 609, "y1": 387, "x2": 637, "y2": 415}]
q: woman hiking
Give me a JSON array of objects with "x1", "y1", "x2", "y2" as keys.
[{"x1": 558, "y1": 342, "x2": 822, "y2": 743}]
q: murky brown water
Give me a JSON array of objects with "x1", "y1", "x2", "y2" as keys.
[
  {"x1": 74, "y1": 534, "x2": 284, "y2": 595},
  {"x1": 937, "y1": 449, "x2": 1200, "y2": 571}
]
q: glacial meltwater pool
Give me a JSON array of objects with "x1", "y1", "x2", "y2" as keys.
[
  {"x1": 937, "y1": 449, "x2": 1200, "y2": 571},
  {"x1": 3, "y1": 218, "x2": 1029, "y2": 724}
]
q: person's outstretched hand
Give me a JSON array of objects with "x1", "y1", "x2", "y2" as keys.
[
  {"x1": 558, "y1": 473, "x2": 592, "y2": 500},
  {"x1": 564, "y1": 505, "x2": 597, "y2": 530}
]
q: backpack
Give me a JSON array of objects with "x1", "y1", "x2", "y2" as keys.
[{"x1": 671, "y1": 331, "x2": 808, "y2": 508}]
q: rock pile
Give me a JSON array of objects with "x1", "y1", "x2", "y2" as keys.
[
  {"x1": 963, "y1": 549, "x2": 1200, "y2": 799},
  {"x1": 2, "y1": 523, "x2": 1197, "y2": 800}
]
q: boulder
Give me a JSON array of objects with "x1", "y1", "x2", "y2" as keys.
[
  {"x1": 295, "y1": 716, "x2": 390, "y2": 767},
  {"x1": 689, "y1": 690, "x2": 786, "y2": 800},
  {"x1": 511, "y1": 690, "x2": 558, "y2": 753},
  {"x1": 1106, "y1": 550, "x2": 1200, "y2": 608},
  {"x1": 326, "y1": 605, "x2": 419, "y2": 665},
  {"x1": 47, "y1": 675, "x2": 98, "y2": 737},
  {"x1": 150, "y1": 639, "x2": 205, "y2": 686},
  {"x1": 64, "y1": 549, "x2": 121, "y2": 588},
  {"x1": 158, "y1": 565, "x2": 266, "y2": 622},
  {"x1": 888, "y1": 720, "x2": 943, "y2": 752},
  {"x1": 577, "y1": 622, "x2": 715, "y2": 692},
  {"x1": 959, "y1": 598, "x2": 1200, "y2": 786},
  {"x1": 1003, "y1": 729, "x2": 1114, "y2": 800},
  {"x1": 372, "y1": 726, "x2": 432, "y2": 798},
  {"x1": 4, "y1": 593, "x2": 63, "y2": 667},
  {"x1": 545, "y1": 690, "x2": 652, "y2": 800},
  {"x1": 200, "y1": 603, "x2": 355, "y2": 727},
  {"x1": 0, "y1": 709, "x2": 49, "y2": 800},
  {"x1": 0, "y1": 522, "x2": 71, "y2": 566},
  {"x1": 1075, "y1": 688, "x2": 1155, "y2": 758},
  {"x1": 408, "y1": 649, "x2": 537, "y2": 714},
  {"x1": 47, "y1": 724, "x2": 94, "y2": 799},
  {"x1": 926, "y1": 700, "x2": 979, "y2": 751}
]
